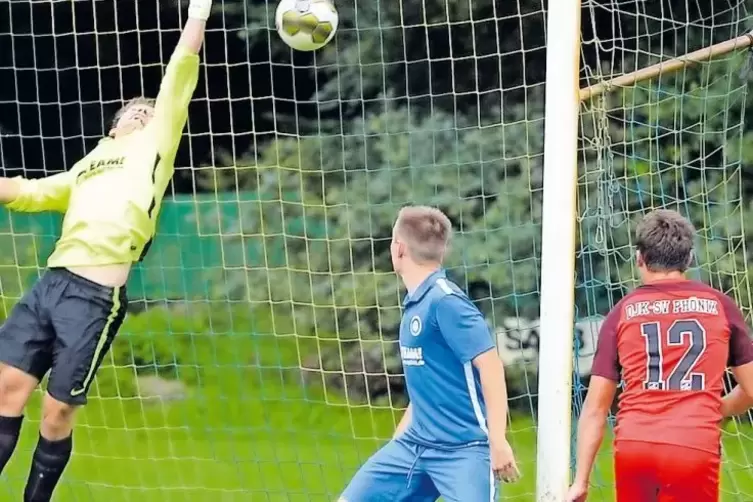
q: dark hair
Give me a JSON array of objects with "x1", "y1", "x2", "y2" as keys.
[
  {"x1": 110, "y1": 97, "x2": 156, "y2": 129},
  {"x1": 635, "y1": 209, "x2": 695, "y2": 272},
  {"x1": 394, "y1": 206, "x2": 453, "y2": 263}
]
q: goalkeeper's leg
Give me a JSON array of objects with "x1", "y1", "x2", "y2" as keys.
[
  {"x1": 23, "y1": 394, "x2": 75, "y2": 502},
  {"x1": 0, "y1": 365, "x2": 39, "y2": 473},
  {"x1": 24, "y1": 269, "x2": 127, "y2": 502},
  {"x1": 0, "y1": 282, "x2": 58, "y2": 476}
]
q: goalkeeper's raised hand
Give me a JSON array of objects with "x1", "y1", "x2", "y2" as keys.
[
  {"x1": 188, "y1": 0, "x2": 213, "y2": 21},
  {"x1": 178, "y1": 0, "x2": 212, "y2": 53}
]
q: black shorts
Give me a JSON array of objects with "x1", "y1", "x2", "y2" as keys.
[{"x1": 0, "y1": 268, "x2": 127, "y2": 405}]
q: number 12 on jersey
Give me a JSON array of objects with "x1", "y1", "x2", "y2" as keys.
[{"x1": 641, "y1": 319, "x2": 706, "y2": 391}]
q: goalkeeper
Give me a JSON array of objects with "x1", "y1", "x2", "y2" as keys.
[{"x1": 0, "y1": 2, "x2": 210, "y2": 500}]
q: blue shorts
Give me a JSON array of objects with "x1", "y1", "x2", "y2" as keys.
[{"x1": 340, "y1": 437, "x2": 497, "y2": 502}]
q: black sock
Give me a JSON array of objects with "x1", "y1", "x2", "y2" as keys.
[
  {"x1": 0, "y1": 415, "x2": 23, "y2": 474},
  {"x1": 24, "y1": 434, "x2": 72, "y2": 502}
]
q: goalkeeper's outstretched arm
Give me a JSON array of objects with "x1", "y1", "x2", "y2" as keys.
[
  {"x1": 180, "y1": 0, "x2": 212, "y2": 53},
  {"x1": 147, "y1": 0, "x2": 212, "y2": 154},
  {"x1": 0, "y1": 0, "x2": 213, "y2": 214},
  {"x1": 0, "y1": 171, "x2": 75, "y2": 213}
]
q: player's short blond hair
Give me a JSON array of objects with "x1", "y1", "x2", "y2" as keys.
[
  {"x1": 635, "y1": 209, "x2": 695, "y2": 272},
  {"x1": 394, "y1": 206, "x2": 452, "y2": 264},
  {"x1": 110, "y1": 97, "x2": 156, "y2": 129}
]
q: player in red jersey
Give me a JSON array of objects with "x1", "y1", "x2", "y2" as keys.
[{"x1": 565, "y1": 209, "x2": 753, "y2": 502}]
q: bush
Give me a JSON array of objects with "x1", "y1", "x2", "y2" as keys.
[
  {"x1": 97, "y1": 304, "x2": 212, "y2": 398},
  {"x1": 123, "y1": 303, "x2": 597, "y2": 416},
  {"x1": 96, "y1": 301, "x2": 308, "y2": 399},
  {"x1": 104, "y1": 300, "x2": 411, "y2": 407},
  {"x1": 301, "y1": 337, "x2": 407, "y2": 408}
]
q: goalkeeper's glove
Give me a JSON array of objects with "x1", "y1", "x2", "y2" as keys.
[{"x1": 188, "y1": 0, "x2": 212, "y2": 21}]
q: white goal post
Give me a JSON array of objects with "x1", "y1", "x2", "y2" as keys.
[
  {"x1": 535, "y1": 1, "x2": 753, "y2": 500},
  {"x1": 535, "y1": 0, "x2": 582, "y2": 499}
]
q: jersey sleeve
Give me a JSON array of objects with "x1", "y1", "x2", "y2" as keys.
[
  {"x1": 5, "y1": 171, "x2": 76, "y2": 213},
  {"x1": 718, "y1": 294, "x2": 753, "y2": 367},
  {"x1": 435, "y1": 294, "x2": 495, "y2": 364},
  {"x1": 590, "y1": 304, "x2": 622, "y2": 381},
  {"x1": 146, "y1": 46, "x2": 200, "y2": 164}
]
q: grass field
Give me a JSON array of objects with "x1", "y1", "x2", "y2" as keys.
[{"x1": 0, "y1": 314, "x2": 752, "y2": 501}]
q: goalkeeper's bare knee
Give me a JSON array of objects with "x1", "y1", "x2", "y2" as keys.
[
  {"x1": 39, "y1": 394, "x2": 77, "y2": 441},
  {"x1": 0, "y1": 364, "x2": 38, "y2": 416}
]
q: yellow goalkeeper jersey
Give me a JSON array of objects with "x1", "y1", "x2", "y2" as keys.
[{"x1": 7, "y1": 46, "x2": 200, "y2": 267}]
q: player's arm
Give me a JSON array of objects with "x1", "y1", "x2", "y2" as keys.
[
  {"x1": 435, "y1": 295, "x2": 506, "y2": 437},
  {"x1": 572, "y1": 307, "x2": 621, "y2": 489},
  {"x1": 722, "y1": 385, "x2": 753, "y2": 417},
  {"x1": 473, "y1": 348, "x2": 509, "y2": 439},
  {"x1": 145, "y1": 0, "x2": 210, "y2": 162},
  {"x1": 720, "y1": 296, "x2": 753, "y2": 417},
  {"x1": 436, "y1": 294, "x2": 520, "y2": 482},
  {"x1": 392, "y1": 404, "x2": 412, "y2": 439},
  {"x1": 0, "y1": 171, "x2": 75, "y2": 213}
]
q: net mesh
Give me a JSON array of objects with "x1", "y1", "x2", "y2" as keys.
[
  {"x1": 0, "y1": 0, "x2": 752, "y2": 500},
  {"x1": 1, "y1": 0, "x2": 548, "y2": 500},
  {"x1": 576, "y1": 0, "x2": 753, "y2": 500}
]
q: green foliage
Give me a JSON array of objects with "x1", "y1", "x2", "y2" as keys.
[
  {"x1": 100, "y1": 302, "x2": 406, "y2": 407},
  {"x1": 235, "y1": 0, "x2": 546, "y2": 130},
  {"x1": 201, "y1": 0, "x2": 753, "y2": 408},
  {"x1": 99, "y1": 302, "x2": 310, "y2": 398},
  {"x1": 98, "y1": 307, "x2": 203, "y2": 398},
  {"x1": 217, "y1": 103, "x2": 545, "y2": 338},
  {"x1": 577, "y1": 53, "x2": 753, "y2": 314},
  {"x1": 209, "y1": 57, "x2": 751, "y2": 397}
]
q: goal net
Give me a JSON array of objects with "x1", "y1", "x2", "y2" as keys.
[
  {"x1": 0, "y1": 0, "x2": 751, "y2": 501},
  {"x1": 575, "y1": 0, "x2": 753, "y2": 501}
]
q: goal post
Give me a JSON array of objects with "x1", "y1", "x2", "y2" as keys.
[
  {"x1": 540, "y1": 1, "x2": 753, "y2": 500},
  {"x1": 579, "y1": 32, "x2": 753, "y2": 102},
  {"x1": 535, "y1": 0, "x2": 582, "y2": 500}
]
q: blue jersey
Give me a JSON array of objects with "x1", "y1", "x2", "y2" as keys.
[{"x1": 400, "y1": 269, "x2": 496, "y2": 449}]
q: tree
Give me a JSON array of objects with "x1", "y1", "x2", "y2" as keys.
[{"x1": 206, "y1": 0, "x2": 753, "y2": 404}]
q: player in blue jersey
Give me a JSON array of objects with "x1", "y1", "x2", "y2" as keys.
[
  {"x1": 339, "y1": 206, "x2": 520, "y2": 502},
  {"x1": 0, "y1": 1, "x2": 211, "y2": 500}
]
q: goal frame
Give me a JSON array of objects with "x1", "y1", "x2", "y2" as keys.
[
  {"x1": 535, "y1": 2, "x2": 753, "y2": 499},
  {"x1": 534, "y1": 0, "x2": 582, "y2": 500}
]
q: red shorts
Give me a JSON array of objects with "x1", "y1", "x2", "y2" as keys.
[{"x1": 614, "y1": 440, "x2": 720, "y2": 502}]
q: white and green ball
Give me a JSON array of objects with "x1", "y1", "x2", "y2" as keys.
[{"x1": 275, "y1": 0, "x2": 339, "y2": 51}]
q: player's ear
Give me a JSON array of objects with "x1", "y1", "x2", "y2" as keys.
[
  {"x1": 397, "y1": 241, "x2": 405, "y2": 260},
  {"x1": 686, "y1": 251, "x2": 694, "y2": 269},
  {"x1": 635, "y1": 250, "x2": 644, "y2": 268}
]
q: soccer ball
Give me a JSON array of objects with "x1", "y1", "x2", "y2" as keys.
[{"x1": 275, "y1": 0, "x2": 338, "y2": 52}]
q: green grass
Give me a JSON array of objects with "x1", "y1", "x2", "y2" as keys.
[{"x1": 1, "y1": 324, "x2": 753, "y2": 500}]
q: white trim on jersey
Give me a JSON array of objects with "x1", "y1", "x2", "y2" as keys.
[
  {"x1": 463, "y1": 362, "x2": 489, "y2": 435},
  {"x1": 444, "y1": 277, "x2": 495, "y2": 501},
  {"x1": 436, "y1": 277, "x2": 454, "y2": 295},
  {"x1": 464, "y1": 362, "x2": 496, "y2": 501},
  {"x1": 489, "y1": 467, "x2": 496, "y2": 502},
  {"x1": 440, "y1": 276, "x2": 490, "y2": 433}
]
